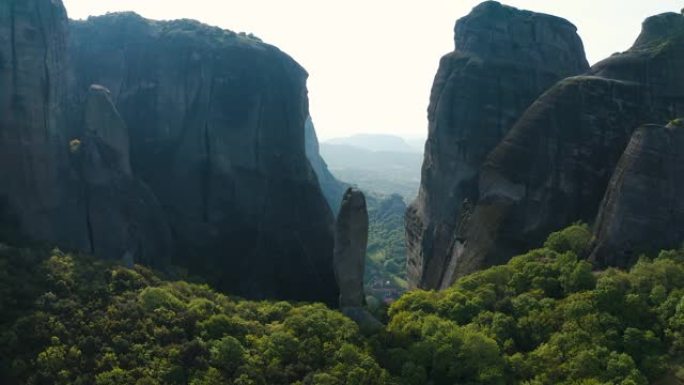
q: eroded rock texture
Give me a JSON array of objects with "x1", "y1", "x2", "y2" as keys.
[
  {"x1": 0, "y1": 2, "x2": 338, "y2": 304},
  {"x1": 73, "y1": 85, "x2": 172, "y2": 267},
  {"x1": 0, "y1": 0, "x2": 171, "y2": 269},
  {"x1": 590, "y1": 121, "x2": 684, "y2": 267},
  {"x1": 0, "y1": 0, "x2": 72, "y2": 244},
  {"x1": 69, "y1": 13, "x2": 338, "y2": 304},
  {"x1": 446, "y1": 11, "x2": 684, "y2": 283},
  {"x1": 83, "y1": 85, "x2": 131, "y2": 174},
  {"x1": 334, "y1": 188, "x2": 368, "y2": 307},
  {"x1": 406, "y1": 1, "x2": 589, "y2": 289},
  {"x1": 305, "y1": 116, "x2": 348, "y2": 213}
]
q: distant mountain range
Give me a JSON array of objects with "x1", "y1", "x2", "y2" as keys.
[
  {"x1": 324, "y1": 134, "x2": 424, "y2": 153},
  {"x1": 319, "y1": 134, "x2": 424, "y2": 200}
]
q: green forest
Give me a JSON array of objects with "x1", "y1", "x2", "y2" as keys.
[
  {"x1": 364, "y1": 194, "x2": 409, "y2": 306},
  {"x1": 1, "y1": 225, "x2": 683, "y2": 385}
]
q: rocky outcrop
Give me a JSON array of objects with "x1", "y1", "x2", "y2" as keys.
[
  {"x1": 305, "y1": 117, "x2": 348, "y2": 213},
  {"x1": 83, "y1": 85, "x2": 131, "y2": 174},
  {"x1": 0, "y1": 1, "x2": 338, "y2": 304},
  {"x1": 69, "y1": 13, "x2": 338, "y2": 304},
  {"x1": 72, "y1": 85, "x2": 172, "y2": 267},
  {"x1": 334, "y1": 188, "x2": 368, "y2": 307},
  {"x1": 590, "y1": 120, "x2": 684, "y2": 267},
  {"x1": 406, "y1": 1, "x2": 589, "y2": 289},
  {"x1": 0, "y1": 0, "x2": 171, "y2": 269},
  {"x1": 443, "y1": 11, "x2": 684, "y2": 284}
]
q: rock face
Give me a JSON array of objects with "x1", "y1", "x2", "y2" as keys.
[
  {"x1": 406, "y1": 1, "x2": 589, "y2": 289},
  {"x1": 0, "y1": 0, "x2": 171, "y2": 269},
  {"x1": 442, "y1": 11, "x2": 684, "y2": 284},
  {"x1": 590, "y1": 121, "x2": 684, "y2": 267},
  {"x1": 334, "y1": 188, "x2": 368, "y2": 307},
  {"x1": 0, "y1": 2, "x2": 338, "y2": 305},
  {"x1": 69, "y1": 13, "x2": 338, "y2": 304},
  {"x1": 73, "y1": 85, "x2": 172, "y2": 267},
  {"x1": 305, "y1": 117, "x2": 348, "y2": 213},
  {"x1": 83, "y1": 85, "x2": 131, "y2": 174},
  {"x1": 0, "y1": 0, "x2": 72, "y2": 245}
]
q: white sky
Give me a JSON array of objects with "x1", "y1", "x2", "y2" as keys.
[{"x1": 63, "y1": 0, "x2": 683, "y2": 140}]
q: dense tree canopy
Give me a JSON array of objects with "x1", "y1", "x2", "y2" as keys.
[
  {"x1": 1, "y1": 224, "x2": 683, "y2": 385},
  {"x1": 377, "y1": 225, "x2": 684, "y2": 384},
  {"x1": 0, "y1": 246, "x2": 389, "y2": 385}
]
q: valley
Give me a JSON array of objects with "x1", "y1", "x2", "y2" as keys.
[{"x1": 1, "y1": 0, "x2": 683, "y2": 384}]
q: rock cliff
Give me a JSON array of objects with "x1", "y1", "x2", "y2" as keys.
[
  {"x1": 72, "y1": 85, "x2": 172, "y2": 267},
  {"x1": 0, "y1": 1, "x2": 338, "y2": 305},
  {"x1": 590, "y1": 120, "x2": 684, "y2": 267},
  {"x1": 440, "y1": 10, "x2": 684, "y2": 285},
  {"x1": 406, "y1": 1, "x2": 589, "y2": 289},
  {"x1": 68, "y1": 12, "x2": 338, "y2": 304},
  {"x1": 0, "y1": 0, "x2": 72, "y2": 245}
]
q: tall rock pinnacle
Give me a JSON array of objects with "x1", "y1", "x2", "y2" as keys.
[{"x1": 334, "y1": 188, "x2": 369, "y2": 307}]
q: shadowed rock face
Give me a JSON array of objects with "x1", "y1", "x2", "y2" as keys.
[
  {"x1": 69, "y1": 13, "x2": 338, "y2": 304},
  {"x1": 446, "y1": 11, "x2": 684, "y2": 283},
  {"x1": 406, "y1": 1, "x2": 589, "y2": 290},
  {"x1": 0, "y1": 2, "x2": 338, "y2": 305},
  {"x1": 0, "y1": 0, "x2": 73, "y2": 245},
  {"x1": 0, "y1": 1, "x2": 172, "y2": 269},
  {"x1": 590, "y1": 121, "x2": 684, "y2": 267},
  {"x1": 73, "y1": 85, "x2": 172, "y2": 267},
  {"x1": 334, "y1": 188, "x2": 368, "y2": 308},
  {"x1": 305, "y1": 117, "x2": 348, "y2": 213}
]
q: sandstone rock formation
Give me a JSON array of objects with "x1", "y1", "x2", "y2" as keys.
[
  {"x1": 69, "y1": 12, "x2": 338, "y2": 304},
  {"x1": 83, "y1": 85, "x2": 131, "y2": 174},
  {"x1": 440, "y1": 10, "x2": 684, "y2": 285},
  {"x1": 406, "y1": 1, "x2": 589, "y2": 289},
  {"x1": 0, "y1": 0, "x2": 171, "y2": 269},
  {"x1": 334, "y1": 188, "x2": 369, "y2": 307},
  {"x1": 305, "y1": 117, "x2": 348, "y2": 213},
  {"x1": 590, "y1": 120, "x2": 684, "y2": 267},
  {"x1": 73, "y1": 85, "x2": 172, "y2": 266},
  {"x1": 0, "y1": 1, "x2": 338, "y2": 305},
  {"x1": 0, "y1": 0, "x2": 72, "y2": 245}
]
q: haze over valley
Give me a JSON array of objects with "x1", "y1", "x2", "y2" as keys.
[{"x1": 1, "y1": 1, "x2": 684, "y2": 384}]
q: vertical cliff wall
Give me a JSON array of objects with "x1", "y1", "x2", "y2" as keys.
[
  {"x1": 447, "y1": 11, "x2": 684, "y2": 284},
  {"x1": 406, "y1": 1, "x2": 589, "y2": 289},
  {"x1": 0, "y1": 2, "x2": 339, "y2": 305},
  {"x1": 0, "y1": 0, "x2": 81, "y2": 248},
  {"x1": 69, "y1": 13, "x2": 338, "y2": 304}
]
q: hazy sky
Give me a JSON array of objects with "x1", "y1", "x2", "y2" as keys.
[{"x1": 63, "y1": 0, "x2": 682, "y2": 140}]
